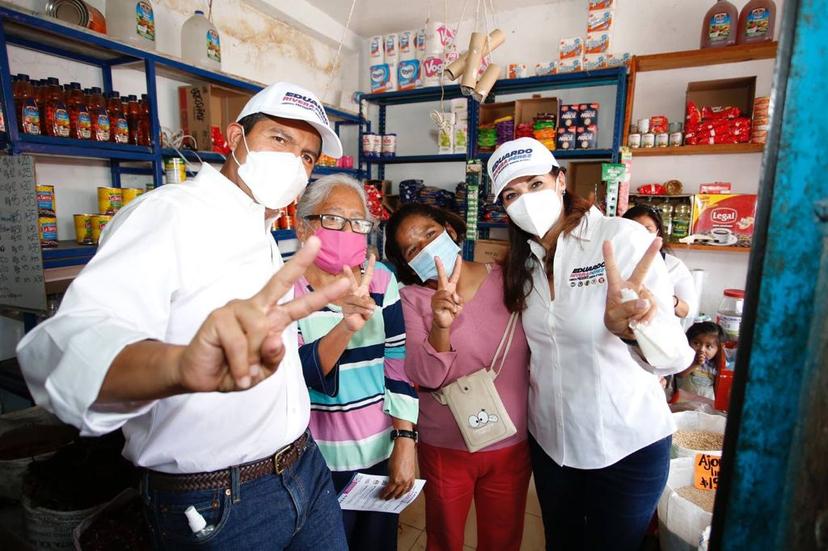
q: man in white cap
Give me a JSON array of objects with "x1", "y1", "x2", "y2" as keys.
[{"x1": 16, "y1": 82, "x2": 352, "y2": 549}]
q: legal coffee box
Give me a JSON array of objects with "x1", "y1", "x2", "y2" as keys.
[{"x1": 692, "y1": 193, "x2": 758, "y2": 247}]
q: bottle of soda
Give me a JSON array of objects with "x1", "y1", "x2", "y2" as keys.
[
  {"x1": 126, "y1": 94, "x2": 141, "y2": 145},
  {"x1": 44, "y1": 77, "x2": 70, "y2": 137},
  {"x1": 107, "y1": 91, "x2": 129, "y2": 144},
  {"x1": 15, "y1": 74, "x2": 41, "y2": 135},
  {"x1": 138, "y1": 93, "x2": 152, "y2": 146},
  {"x1": 67, "y1": 83, "x2": 92, "y2": 140},
  {"x1": 88, "y1": 87, "x2": 110, "y2": 142}
]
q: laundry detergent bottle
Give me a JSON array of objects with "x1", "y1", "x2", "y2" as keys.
[
  {"x1": 181, "y1": 10, "x2": 221, "y2": 71},
  {"x1": 107, "y1": 0, "x2": 156, "y2": 50}
]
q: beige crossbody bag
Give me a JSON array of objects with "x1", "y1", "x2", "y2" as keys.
[{"x1": 432, "y1": 311, "x2": 519, "y2": 452}]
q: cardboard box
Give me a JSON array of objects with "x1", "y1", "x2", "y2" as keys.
[
  {"x1": 559, "y1": 104, "x2": 580, "y2": 129},
  {"x1": 686, "y1": 77, "x2": 757, "y2": 120},
  {"x1": 583, "y1": 53, "x2": 608, "y2": 71},
  {"x1": 559, "y1": 37, "x2": 584, "y2": 60},
  {"x1": 515, "y1": 96, "x2": 559, "y2": 128},
  {"x1": 585, "y1": 31, "x2": 611, "y2": 55},
  {"x1": 557, "y1": 57, "x2": 583, "y2": 73},
  {"x1": 556, "y1": 126, "x2": 577, "y2": 150},
  {"x1": 454, "y1": 120, "x2": 468, "y2": 154},
  {"x1": 692, "y1": 193, "x2": 758, "y2": 246},
  {"x1": 578, "y1": 103, "x2": 600, "y2": 127},
  {"x1": 179, "y1": 83, "x2": 253, "y2": 154},
  {"x1": 568, "y1": 161, "x2": 604, "y2": 205},
  {"x1": 576, "y1": 125, "x2": 598, "y2": 149},
  {"x1": 474, "y1": 239, "x2": 509, "y2": 264},
  {"x1": 479, "y1": 101, "x2": 515, "y2": 126}
]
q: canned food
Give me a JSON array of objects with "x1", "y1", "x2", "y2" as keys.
[
  {"x1": 164, "y1": 158, "x2": 186, "y2": 184},
  {"x1": 642, "y1": 132, "x2": 655, "y2": 148},
  {"x1": 369, "y1": 134, "x2": 382, "y2": 157},
  {"x1": 91, "y1": 214, "x2": 113, "y2": 244},
  {"x1": 45, "y1": 0, "x2": 106, "y2": 33},
  {"x1": 669, "y1": 132, "x2": 684, "y2": 147},
  {"x1": 637, "y1": 118, "x2": 650, "y2": 134},
  {"x1": 121, "y1": 187, "x2": 144, "y2": 206},
  {"x1": 97, "y1": 186, "x2": 123, "y2": 215},
  {"x1": 73, "y1": 214, "x2": 94, "y2": 244},
  {"x1": 627, "y1": 133, "x2": 642, "y2": 148},
  {"x1": 36, "y1": 184, "x2": 56, "y2": 216},
  {"x1": 38, "y1": 216, "x2": 58, "y2": 248},
  {"x1": 381, "y1": 133, "x2": 397, "y2": 157},
  {"x1": 361, "y1": 133, "x2": 375, "y2": 158},
  {"x1": 668, "y1": 122, "x2": 683, "y2": 134},
  {"x1": 656, "y1": 132, "x2": 670, "y2": 147}
]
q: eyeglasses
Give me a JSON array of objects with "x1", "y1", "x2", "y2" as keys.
[{"x1": 304, "y1": 214, "x2": 374, "y2": 234}]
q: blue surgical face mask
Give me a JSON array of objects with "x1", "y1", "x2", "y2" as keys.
[{"x1": 408, "y1": 230, "x2": 461, "y2": 283}]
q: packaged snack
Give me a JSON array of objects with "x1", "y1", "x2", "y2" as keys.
[
  {"x1": 583, "y1": 53, "x2": 608, "y2": 71},
  {"x1": 576, "y1": 125, "x2": 598, "y2": 149},
  {"x1": 578, "y1": 103, "x2": 600, "y2": 126},
  {"x1": 557, "y1": 57, "x2": 583, "y2": 73},
  {"x1": 535, "y1": 62, "x2": 557, "y2": 76},
  {"x1": 560, "y1": 104, "x2": 580, "y2": 128},
  {"x1": 587, "y1": 9, "x2": 614, "y2": 32},
  {"x1": 557, "y1": 127, "x2": 577, "y2": 150},
  {"x1": 606, "y1": 52, "x2": 632, "y2": 67},
  {"x1": 507, "y1": 64, "x2": 529, "y2": 79},
  {"x1": 692, "y1": 194, "x2": 758, "y2": 246},
  {"x1": 650, "y1": 115, "x2": 669, "y2": 134},
  {"x1": 585, "y1": 32, "x2": 611, "y2": 54},
  {"x1": 559, "y1": 37, "x2": 584, "y2": 60},
  {"x1": 588, "y1": 0, "x2": 614, "y2": 10}
]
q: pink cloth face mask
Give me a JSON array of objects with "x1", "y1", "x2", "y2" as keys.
[{"x1": 313, "y1": 227, "x2": 368, "y2": 274}]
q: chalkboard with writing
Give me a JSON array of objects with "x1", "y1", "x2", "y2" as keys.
[{"x1": 0, "y1": 155, "x2": 46, "y2": 311}]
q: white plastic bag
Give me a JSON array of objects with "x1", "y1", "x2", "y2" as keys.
[
  {"x1": 672, "y1": 411, "x2": 727, "y2": 458},
  {"x1": 657, "y1": 457, "x2": 714, "y2": 551}
]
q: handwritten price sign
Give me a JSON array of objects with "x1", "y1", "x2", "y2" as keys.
[{"x1": 693, "y1": 453, "x2": 721, "y2": 491}]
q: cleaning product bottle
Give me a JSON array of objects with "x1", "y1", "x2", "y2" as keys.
[
  {"x1": 88, "y1": 87, "x2": 110, "y2": 142},
  {"x1": 67, "y1": 83, "x2": 92, "y2": 140},
  {"x1": 701, "y1": 0, "x2": 738, "y2": 48},
  {"x1": 737, "y1": 0, "x2": 776, "y2": 44},
  {"x1": 107, "y1": 91, "x2": 129, "y2": 144},
  {"x1": 181, "y1": 10, "x2": 221, "y2": 70},
  {"x1": 107, "y1": 0, "x2": 156, "y2": 50},
  {"x1": 44, "y1": 78, "x2": 70, "y2": 137}
]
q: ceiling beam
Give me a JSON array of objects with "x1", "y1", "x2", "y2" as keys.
[{"x1": 243, "y1": 0, "x2": 363, "y2": 51}]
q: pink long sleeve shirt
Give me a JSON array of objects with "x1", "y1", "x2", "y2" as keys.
[{"x1": 400, "y1": 265, "x2": 530, "y2": 451}]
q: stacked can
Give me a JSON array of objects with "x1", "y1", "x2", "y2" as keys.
[
  {"x1": 362, "y1": 133, "x2": 383, "y2": 159},
  {"x1": 381, "y1": 133, "x2": 397, "y2": 157},
  {"x1": 751, "y1": 97, "x2": 770, "y2": 144}
]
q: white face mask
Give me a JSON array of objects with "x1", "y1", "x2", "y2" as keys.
[
  {"x1": 505, "y1": 188, "x2": 562, "y2": 238},
  {"x1": 232, "y1": 130, "x2": 309, "y2": 209}
]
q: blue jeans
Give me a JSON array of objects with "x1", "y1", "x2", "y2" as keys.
[
  {"x1": 140, "y1": 436, "x2": 347, "y2": 550},
  {"x1": 329, "y1": 459, "x2": 398, "y2": 551},
  {"x1": 529, "y1": 434, "x2": 671, "y2": 551}
]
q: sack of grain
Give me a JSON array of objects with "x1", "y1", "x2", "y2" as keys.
[
  {"x1": 657, "y1": 457, "x2": 714, "y2": 551},
  {"x1": 672, "y1": 411, "x2": 727, "y2": 458}
]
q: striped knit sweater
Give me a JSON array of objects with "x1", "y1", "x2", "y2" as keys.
[{"x1": 295, "y1": 263, "x2": 419, "y2": 472}]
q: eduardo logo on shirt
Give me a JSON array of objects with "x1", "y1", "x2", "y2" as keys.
[{"x1": 569, "y1": 261, "x2": 606, "y2": 288}]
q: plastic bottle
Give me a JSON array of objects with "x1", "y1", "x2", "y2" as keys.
[
  {"x1": 181, "y1": 10, "x2": 221, "y2": 71},
  {"x1": 44, "y1": 78, "x2": 70, "y2": 137},
  {"x1": 107, "y1": 0, "x2": 156, "y2": 50},
  {"x1": 88, "y1": 87, "x2": 110, "y2": 142},
  {"x1": 716, "y1": 288, "x2": 744, "y2": 343},
  {"x1": 737, "y1": 0, "x2": 776, "y2": 44},
  {"x1": 14, "y1": 75, "x2": 40, "y2": 135},
  {"x1": 107, "y1": 91, "x2": 129, "y2": 144},
  {"x1": 701, "y1": 0, "x2": 738, "y2": 48},
  {"x1": 67, "y1": 83, "x2": 92, "y2": 140},
  {"x1": 126, "y1": 94, "x2": 141, "y2": 145},
  {"x1": 138, "y1": 94, "x2": 151, "y2": 146}
]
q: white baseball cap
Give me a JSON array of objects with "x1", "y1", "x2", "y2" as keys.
[
  {"x1": 487, "y1": 137, "x2": 560, "y2": 198},
  {"x1": 236, "y1": 82, "x2": 343, "y2": 158}
]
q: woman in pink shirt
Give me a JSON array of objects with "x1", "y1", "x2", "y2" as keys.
[{"x1": 385, "y1": 204, "x2": 531, "y2": 551}]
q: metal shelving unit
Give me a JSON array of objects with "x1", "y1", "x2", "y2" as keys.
[
  {"x1": 358, "y1": 67, "x2": 628, "y2": 257},
  {"x1": 0, "y1": 3, "x2": 364, "y2": 270}
]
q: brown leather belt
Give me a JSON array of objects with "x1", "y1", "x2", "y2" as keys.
[{"x1": 147, "y1": 431, "x2": 309, "y2": 492}]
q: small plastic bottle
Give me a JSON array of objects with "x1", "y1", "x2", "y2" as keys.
[
  {"x1": 184, "y1": 506, "x2": 215, "y2": 540},
  {"x1": 67, "y1": 83, "x2": 92, "y2": 140},
  {"x1": 126, "y1": 94, "x2": 141, "y2": 145},
  {"x1": 14, "y1": 74, "x2": 42, "y2": 135},
  {"x1": 88, "y1": 87, "x2": 111, "y2": 142},
  {"x1": 138, "y1": 94, "x2": 152, "y2": 145},
  {"x1": 44, "y1": 78, "x2": 70, "y2": 137},
  {"x1": 701, "y1": 0, "x2": 738, "y2": 48},
  {"x1": 107, "y1": 91, "x2": 130, "y2": 144}
]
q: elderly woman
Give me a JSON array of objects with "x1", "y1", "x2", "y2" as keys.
[{"x1": 293, "y1": 175, "x2": 419, "y2": 551}]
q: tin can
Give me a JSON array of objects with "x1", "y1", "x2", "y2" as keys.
[
  {"x1": 642, "y1": 132, "x2": 655, "y2": 148},
  {"x1": 637, "y1": 118, "x2": 650, "y2": 134},
  {"x1": 668, "y1": 121, "x2": 683, "y2": 134},
  {"x1": 370, "y1": 134, "x2": 383, "y2": 158},
  {"x1": 164, "y1": 157, "x2": 187, "y2": 184},
  {"x1": 45, "y1": 0, "x2": 107, "y2": 33},
  {"x1": 669, "y1": 131, "x2": 684, "y2": 147},
  {"x1": 381, "y1": 133, "x2": 397, "y2": 157},
  {"x1": 362, "y1": 133, "x2": 375, "y2": 158},
  {"x1": 36, "y1": 184, "x2": 56, "y2": 216},
  {"x1": 97, "y1": 186, "x2": 123, "y2": 215},
  {"x1": 73, "y1": 214, "x2": 94, "y2": 244},
  {"x1": 38, "y1": 216, "x2": 58, "y2": 248},
  {"x1": 122, "y1": 187, "x2": 144, "y2": 206},
  {"x1": 627, "y1": 133, "x2": 642, "y2": 148},
  {"x1": 655, "y1": 132, "x2": 669, "y2": 147},
  {"x1": 91, "y1": 214, "x2": 113, "y2": 244}
]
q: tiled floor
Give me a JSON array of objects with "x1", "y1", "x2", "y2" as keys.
[{"x1": 398, "y1": 475, "x2": 545, "y2": 550}]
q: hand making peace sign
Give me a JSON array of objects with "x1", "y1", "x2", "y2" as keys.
[
  {"x1": 340, "y1": 254, "x2": 378, "y2": 332},
  {"x1": 431, "y1": 254, "x2": 464, "y2": 329},
  {"x1": 176, "y1": 236, "x2": 351, "y2": 393},
  {"x1": 602, "y1": 237, "x2": 661, "y2": 339}
]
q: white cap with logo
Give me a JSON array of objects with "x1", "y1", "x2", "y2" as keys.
[
  {"x1": 487, "y1": 137, "x2": 560, "y2": 199},
  {"x1": 236, "y1": 82, "x2": 343, "y2": 158}
]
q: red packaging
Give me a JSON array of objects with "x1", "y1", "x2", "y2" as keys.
[
  {"x1": 699, "y1": 182, "x2": 732, "y2": 194},
  {"x1": 649, "y1": 115, "x2": 669, "y2": 134},
  {"x1": 685, "y1": 101, "x2": 702, "y2": 128},
  {"x1": 636, "y1": 183, "x2": 666, "y2": 195},
  {"x1": 692, "y1": 193, "x2": 758, "y2": 246},
  {"x1": 701, "y1": 106, "x2": 741, "y2": 120}
]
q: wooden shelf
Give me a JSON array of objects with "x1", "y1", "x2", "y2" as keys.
[
  {"x1": 636, "y1": 42, "x2": 778, "y2": 72},
  {"x1": 631, "y1": 143, "x2": 765, "y2": 157},
  {"x1": 674, "y1": 244, "x2": 752, "y2": 253}
]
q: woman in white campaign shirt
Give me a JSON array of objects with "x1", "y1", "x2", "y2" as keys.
[{"x1": 487, "y1": 138, "x2": 694, "y2": 551}]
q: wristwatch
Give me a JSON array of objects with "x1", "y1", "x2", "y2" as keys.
[{"x1": 390, "y1": 429, "x2": 418, "y2": 443}]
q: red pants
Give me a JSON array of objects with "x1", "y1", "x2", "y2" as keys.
[{"x1": 418, "y1": 440, "x2": 531, "y2": 551}]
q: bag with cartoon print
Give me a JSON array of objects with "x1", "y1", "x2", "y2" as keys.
[{"x1": 433, "y1": 312, "x2": 518, "y2": 452}]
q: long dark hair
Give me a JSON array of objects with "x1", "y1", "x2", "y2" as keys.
[
  {"x1": 384, "y1": 203, "x2": 467, "y2": 286},
  {"x1": 502, "y1": 168, "x2": 592, "y2": 313},
  {"x1": 622, "y1": 204, "x2": 673, "y2": 255}
]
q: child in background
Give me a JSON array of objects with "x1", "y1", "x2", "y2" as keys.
[{"x1": 677, "y1": 322, "x2": 725, "y2": 400}]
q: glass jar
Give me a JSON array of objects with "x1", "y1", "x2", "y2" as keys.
[
  {"x1": 658, "y1": 200, "x2": 674, "y2": 236},
  {"x1": 717, "y1": 288, "x2": 745, "y2": 343},
  {"x1": 672, "y1": 203, "x2": 691, "y2": 240}
]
